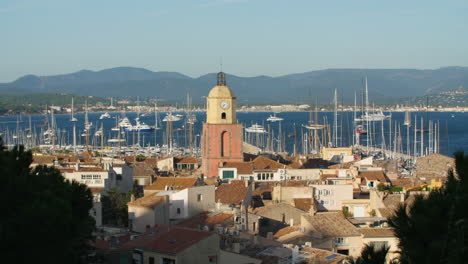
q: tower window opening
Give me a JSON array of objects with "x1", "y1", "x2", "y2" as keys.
[{"x1": 221, "y1": 112, "x2": 226, "y2": 119}]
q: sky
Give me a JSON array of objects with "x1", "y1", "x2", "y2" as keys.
[{"x1": 1, "y1": 0, "x2": 467, "y2": 82}]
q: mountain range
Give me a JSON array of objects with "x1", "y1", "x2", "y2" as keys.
[{"x1": 1, "y1": 66, "x2": 467, "y2": 104}]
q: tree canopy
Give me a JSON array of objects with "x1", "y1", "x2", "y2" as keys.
[
  {"x1": 0, "y1": 142, "x2": 95, "y2": 263},
  {"x1": 390, "y1": 151, "x2": 468, "y2": 264}
]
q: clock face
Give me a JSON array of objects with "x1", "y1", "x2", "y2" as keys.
[{"x1": 220, "y1": 101, "x2": 230, "y2": 109}]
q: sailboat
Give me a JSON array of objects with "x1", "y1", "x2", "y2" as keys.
[
  {"x1": 70, "y1": 98, "x2": 78, "y2": 122},
  {"x1": 355, "y1": 78, "x2": 391, "y2": 122}
]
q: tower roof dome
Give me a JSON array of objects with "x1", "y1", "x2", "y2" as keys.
[
  {"x1": 208, "y1": 85, "x2": 234, "y2": 98},
  {"x1": 208, "y1": 71, "x2": 235, "y2": 98}
]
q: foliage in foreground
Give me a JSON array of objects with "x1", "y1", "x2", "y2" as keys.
[
  {"x1": 0, "y1": 141, "x2": 95, "y2": 263},
  {"x1": 389, "y1": 151, "x2": 468, "y2": 264}
]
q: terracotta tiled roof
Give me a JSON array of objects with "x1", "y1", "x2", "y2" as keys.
[
  {"x1": 302, "y1": 247, "x2": 348, "y2": 264},
  {"x1": 58, "y1": 168, "x2": 75, "y2": 173},
  {"x1": 359, "y1": 170, "x2": 388, "y2": 182},
  {"x1": 144, "y1": 177, "x2": 197, "y2": 191},
  {"x1": 222, "y1": 161, "x2": 253, "y2": 175},
  {"x1": 119, "y1": 226, "x2": 213, "y2": 254},
  {"x1": 302, "y1": 212, "x2": 360, "y2": 237},
  {"x1": 32, "y1": 155, "x2": 56, "y2": 164},
  {"x1": 127, "y1": 194, "x2": 166, "y2": 208},
  {"x1": 328, "y1": 161, "x2": 354, "y2": 169},
  {"x1": 359, "y1": 228, "x2": 395, "y2": 238},
  {"x1": 391, "y1": 178, "x2": 415, "y2": 189},
  {"x1": 175, "y1": 156, "x2": 198, "y2": 164},
  {"x1": 132, "y1": 163, "x2": 156, "y2": 177},
  {"x1": 253, "y1": 156, "x2": 288, "y2": 170},
  {"x1": 78, "y1": 167, "x2": 106, "y2": 172},
  {"x1": 89, "y1": 187, "x2": 104, "y2": 193},
  {"x1": 215, "y1": 180, "x2": 248, "y2": 204},
  {"x1": 177, "y1": 212, "x2": 233, "y2": 229},
  {"x1": 293, "y1": 198, "x2": 314, "y2": 212},
  {"x1": 382, "y1": 194, "x2": 402, "y2": 210},
  {"x1": 273, "y1": 226, "x2": 300, "y2": 239}
]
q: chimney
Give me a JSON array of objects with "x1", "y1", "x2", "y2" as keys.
[
  {"x1": 309, "y1": 203, "x2": 317, "y2": 216},
  {"x1": 290, "y1": 218, "x2": 294, "y2": 227},
  {"x1": 75, "y1": 162, "x2": 80, "y2": 171},
  {"x1": 130, "y1": 194, "x2": 135, "y2": 202}
]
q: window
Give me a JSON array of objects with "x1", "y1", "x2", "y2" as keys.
[
  {"x1": 149, "y1": 256, "x2": 155, "y2": 264},
  {"x1": 208, "y1": 256, "x2": 217, "y2": 263},
  {"x1": 197, "y1": 194, "x2": 203, "y2": 201},
  {"x1": 221, "y1": 112, "x2": 226, "y2": 119},
  {"x1": 176, "y1": 208, "x2": 181, "y2": 214},
  {"x1": 257, "y1": 174, "x2": 261, "y2": 180},
  {"x1": 370, "y1": 241, "x2": 389, "y2": 250},
  {"x1": 223, "y1": 170, "x2": 234, "y2": 179},
  {"x1": 335, "y1": 237, "x2": 347, "y2": 245},
  {"x1": 162, "y1": 258, "x2": 175, "y2": 264}
]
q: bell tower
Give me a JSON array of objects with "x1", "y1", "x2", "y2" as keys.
[{"x1": 202, "y1": 72, "x2": 243, "y2": 177}]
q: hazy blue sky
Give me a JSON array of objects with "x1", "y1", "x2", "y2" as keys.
[{"x1": 1, "y1": 0, "x2": 467, "y2": 82}]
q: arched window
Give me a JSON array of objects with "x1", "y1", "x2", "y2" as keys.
[
  {"x1": 221, "y1": 112, "x2": 226, "y2": 119},
  {"x1": 221, "y1": 131, "x2": 230, "y2": 157}
]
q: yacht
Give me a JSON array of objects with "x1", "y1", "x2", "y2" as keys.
[
  {"x1": 99, "y1": 112, "x2": 111, "y2": 119},
  {"x1": 245, "y1": 124, "x2": 267, "y2": 133},
  {"x1": 266, "y1": 113, "x2": 283, "y2": 122},
  {"x1": 163, "y1": 113, "x2": 182, "y2": 122},
  {"x1": 118, "y1": 117, "x2": 133, "y2": 129},
  {"x1": 355, "y1": 111, "x2": 391, "y2": 122},
  {"x1": 125, "y1": 119, "x2": 155, "y2": 133}
]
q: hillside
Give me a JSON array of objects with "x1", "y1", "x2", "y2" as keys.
[{"x1": 1, "y1": 66, "x2": 467, "y2": 104}]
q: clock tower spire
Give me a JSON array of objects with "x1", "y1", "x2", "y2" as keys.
[{"x1": 202, "y1": 72, "x2": 243, "y2": 178}]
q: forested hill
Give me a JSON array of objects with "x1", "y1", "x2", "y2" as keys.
[{"x1": 1, "y1": 66, "x2": 467, "y2": 104}]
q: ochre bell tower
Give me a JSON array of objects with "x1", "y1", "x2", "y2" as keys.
[{"x1": 202, "y1": 72, "x2": 243, "y2": 177}]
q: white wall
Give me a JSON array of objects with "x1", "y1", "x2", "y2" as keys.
[{"x1": 312, "y1": 184, "x2": 353, "y2": 211}]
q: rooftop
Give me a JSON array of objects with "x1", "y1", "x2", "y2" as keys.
[
  {"x1": 120, "y1": 226, "x2": 214, "y2": 254},
  {"x1": 127, "y1": 194, "x2": 166, "y2": 208},
  {"x1": 302, "y1": 212, "x2": 360, "y2": 237},
  {"x1": 215, "y1": 180, "x2": 248, "y2": 204},
  {"x1": 144, "y1": 177, "x2": 198, "y2": 191}
]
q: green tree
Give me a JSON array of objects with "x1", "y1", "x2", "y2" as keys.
[
  {"x1": 0, "y1": 142, "x2": 95, "y2": 263},
  {"x1": 101, "y1": 187, "x2": 135, "y2": 227},
  {"x1": 355, "y1": 244, "x2": 390, "y2": 264},
  {"x1": 389, "y1": 151, "x2": 468, "y2": 264}
]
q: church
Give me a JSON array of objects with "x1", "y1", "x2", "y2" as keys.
[{"x1": 202, "y1": 72, "x2": 243, "y2": 178}]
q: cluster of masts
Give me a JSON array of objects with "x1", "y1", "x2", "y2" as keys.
[{"x1": 1, "y1": 79, "x2": 446, "y2": 161}]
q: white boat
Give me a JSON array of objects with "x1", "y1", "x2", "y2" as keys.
[
  {"x1": 245, "y1": 124, "x2": 267, "y2": 133},
  {"x1": 94, "y1": 130, "x2": 103, "y2": 137},
  {"x1": 266, "y1": 113, "x2": 283, "y2": 122},
  {"x1": 125, "y1": 120, "x2": 155, "y2": 133},
  {"x1": 355, "y1": 111, "x2": 391, "y2": 122},
  {"x1": 99, "y1": 112, "x2": 111, "y2": 119},
  {"x1": 163, "y1": 113, "x2": 182, "y2": 122},
  {"x1": 108, "y1": 138, "x2": 125, "y2": 143},
  {"x1": 118, "y1": 117, "x2": 133, "y2": 128}
]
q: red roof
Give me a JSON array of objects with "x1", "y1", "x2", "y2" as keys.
[
  {"x1": 222, "y1": 161, "x2": 253, "y2": 174},
  {"x1": 177, "y1": 212, "x2": 233, "y2": 229},
  {"x1": 252, "y1": 156, "x2": 287, "y2": 170},
  {"x1": 119, "y1": 226, "x2": 214, "y2": 254},
  {"x1": 215, "y1": 180, "x2": 248, "y2": 204}
]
